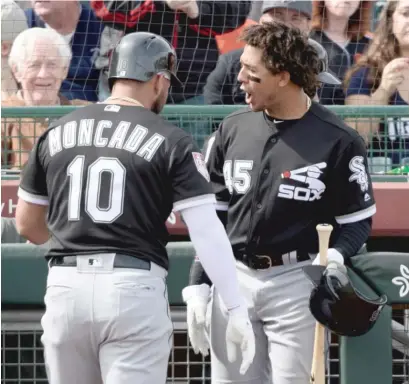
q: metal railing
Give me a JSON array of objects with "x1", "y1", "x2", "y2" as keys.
[{"x1": 2, "y1": 105, "x2": 409, "y2": 172}]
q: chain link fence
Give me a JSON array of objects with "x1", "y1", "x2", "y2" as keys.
[{"x1": 1, "y1": 308, "x2": 408, "y2": 384}]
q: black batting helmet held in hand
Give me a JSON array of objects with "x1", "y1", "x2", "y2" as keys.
[
  {"x1": 303, "y1": 265, "x2": 388, "y2": 337},
  {"x1": 308, "y1": 39, "x2": 341, "y2": 86},
  {"x1": 108, "y1": 31, "x2": 182, "y2": 91}
]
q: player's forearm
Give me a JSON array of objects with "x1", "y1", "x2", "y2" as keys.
[
  {"x1": 332, "y1": 217, "x2": 372, "y2": 259},
  {"x1": 187, "y1": 208, "x2": 227, "y2": 286},
  {"x1": 181, "y1": 203, "x2": 244, "y2": 311}
]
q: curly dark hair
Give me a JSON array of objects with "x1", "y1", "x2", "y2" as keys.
[{"x1": 239, "y1": 20, "x2": 321, "y2": 98}]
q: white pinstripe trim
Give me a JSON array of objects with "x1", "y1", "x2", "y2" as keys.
[
  {"x1": 17, "y1": 187, "x2": 49, "y2": 206},
  {"x1": 173, "y1": 194, "x2": 216, "y2": 212},
  {"x1": 335, "y1": 204, "x2": 376, "y2": 224},
  {"x1": 215, "y1": 201, "x2": 229, "y2": 211}
]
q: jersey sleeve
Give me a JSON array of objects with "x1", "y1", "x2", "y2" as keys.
[
  {"x1": 169, "y1": 136, "x2": 216, "y2": 212},
  {"x1": 202, "y1": 128, "x2": 230, "y2": 212},
  {"x1": 17, "y1": 137, "x2": 48, "y2": 206},
  {"x1": 329, "y1": 137, "x2": 376, "y2": 224}
]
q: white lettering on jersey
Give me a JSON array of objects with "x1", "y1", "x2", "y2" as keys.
[
  {"x1": 123, "y1": 124, "x2": 148, "y2": 152},
  {"x1": 348, "y1": 156, "x2": 369, "y2": 192},
  {"x1": 192, "y1": 152, "x2": 210, "y2": 182},
  {"x1": 49, "y1": 125, "x2": 62, "y2": 157},
  {"x1": 78, "y1": 119, "x2": 95, "y2": 146},
  {"x1": 47, "y1": 120, "x2": 164, "y2": 162},
  {"x1": 63, "y1": 121, "x2": 77, "y2": 149},
  {"x1": 94, "y1": 120, "x2": 112, "y2": 147},
  {"x1": 278, "y1": 162, "x2": 327, "y2": 202},
  {"x1": 108, "y1": 121, "x2": 131, "y2": 149},
  {"x1": 223, "y1": 160, "x2": 253, "y2": 194},
  {"x1": 137, "y1": 133, "x2": 165, "y2": 161}
]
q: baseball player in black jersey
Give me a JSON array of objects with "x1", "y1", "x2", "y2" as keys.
[
  {"x1": 15, "y1": 32, "x2": 255, "y2": 384},
  {"x1": 182, "y1": 21, "x2": 376, "y2": 384}
]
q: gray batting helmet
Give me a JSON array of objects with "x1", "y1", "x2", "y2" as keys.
[
  {"x1": 108, "y1": 31, "x2": 182, "y2": 90},
  {"x1": 308, "y1": 39, "x2": 341, "y2": 85}
]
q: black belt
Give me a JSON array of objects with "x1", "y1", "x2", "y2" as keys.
[
  {"x1": 49, "y1": 254, "x2": 151, "y2": 270},
  {"x1": 235, "y1": 250, "x2": 311, "y2": 270}
]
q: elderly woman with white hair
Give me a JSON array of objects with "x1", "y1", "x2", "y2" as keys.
[
  {"x1": 2, "y1": 27, "x2": 89, "y2": 169},
  {"x1": 1, "y1": 0, "x2": 28, "y2": 100}
]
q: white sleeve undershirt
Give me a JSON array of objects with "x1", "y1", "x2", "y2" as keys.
[{"x1": 180, "y1": 202, "x2": 243, "y2": 311}]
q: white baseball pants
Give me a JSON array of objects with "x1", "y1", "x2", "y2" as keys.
[
  {"x1": 207, "y1": 260, "x2": 317, "y2": 384},
  {"x1": 40, "y1": 253, "x2": 173, "y2": 384}
]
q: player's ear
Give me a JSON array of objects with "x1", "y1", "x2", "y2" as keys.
[
  {"x1": 277, "y1": 71, "x2": 291, "y2": 87},
  {"x1": 152, "y1": 74, "x2": 162, "y2": 97}
]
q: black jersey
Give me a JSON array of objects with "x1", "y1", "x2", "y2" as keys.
[
  {"x1": 18, "y1": 103, "x2": 215, "y2": 270},
  {"x1": 203, "y1": 102, "x2": 376, "y2": 256}
]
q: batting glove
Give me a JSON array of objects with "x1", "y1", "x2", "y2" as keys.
[
  {"x1": 225, "y1": 306, "x2": 256, "y2": 375},
  {"x1": 313, "y1": 248, "x2": 347, "y2": 299},
  {"x1": 165, "y1": 0, "x2": 199, "y2": 18},
  {"x1": 312, "y1": 248, "x2": 345, "y2": 269},
  {"x1": 182, "y1": 284, "x2": 210, "y2": 356}
]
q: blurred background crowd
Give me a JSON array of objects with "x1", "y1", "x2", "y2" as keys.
[{"x1": 1, "y1": 0, "x2": 408, "y2": 172}]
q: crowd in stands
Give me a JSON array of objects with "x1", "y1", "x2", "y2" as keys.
[{"x1": 1, "y1": 0, "x2": 408, "y2": 172}]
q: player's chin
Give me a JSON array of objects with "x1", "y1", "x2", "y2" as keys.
[{"x1": 247, "y1": 101, "x2": 263, "y2": 112}]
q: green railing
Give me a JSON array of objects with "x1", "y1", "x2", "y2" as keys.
[{"x1": 2, "y1": 105, "x2": 409, "y2": 172}]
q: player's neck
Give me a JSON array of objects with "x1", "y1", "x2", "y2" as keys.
[
  {"x1": 265, "y1": 90, "x2": 311, "y2": 120},
  {"x1": 106, "y1": 83, "x2": 152, "y2": 109}
]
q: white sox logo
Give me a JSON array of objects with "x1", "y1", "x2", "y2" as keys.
[
  {"x1": 278, "y1": 162, "x2": 327, "y2": 202},
  {"x1": 348, "y1": 156, "x2": 369, "y2": 192}
]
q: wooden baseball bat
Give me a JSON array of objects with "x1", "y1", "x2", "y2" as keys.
[{"x1": 310, "y1": 223, "x2": 333, "y2": 384}]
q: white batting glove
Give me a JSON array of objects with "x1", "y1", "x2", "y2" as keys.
[
  {"x1": 165, "y1": 0, "x2": 199, "y2": 18},
  {"x1": 225, "y1": 306, "x2": 256, "y2": 375},
  {"x1": 313, "y1": 248, "x2": 346, "y2": 272},
  {"x1": 182, "y1": 284, "x2": 210, "y2": 356}
]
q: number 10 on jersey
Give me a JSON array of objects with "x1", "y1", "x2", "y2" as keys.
[{"x1": 67, "y1": 156, "x2": 126, "y2": 223}]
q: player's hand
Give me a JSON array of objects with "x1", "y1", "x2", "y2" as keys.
[
  {"x1": 313, "y1": 248, "x2": 347, "y2": 299},
  {"x1": 165, "y1": 0, "x2": 199, "y2": 18},
  {"x1": 312, "y1": 248, "x2": 345, "y2": 268},
  {"x1": 182, "y1": 284, "x2": 210, "y2": 356},
  {"x1": 225, "y1": 306, "x2": 255, "y2": 375},
  {"x1": 378, "y1": 58, "x2": 409, "y2": 97}
]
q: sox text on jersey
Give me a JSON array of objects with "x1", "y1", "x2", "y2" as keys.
[{"x1": 277, "y1": 162, "x2": 327, "y2": 202}]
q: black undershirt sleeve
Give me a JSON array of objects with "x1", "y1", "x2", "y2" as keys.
[{"x1": 333, "y1": 217, "x2": 372, "y2": 260}]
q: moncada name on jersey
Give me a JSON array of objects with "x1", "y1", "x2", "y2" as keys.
[
  {"x1": 47, "y1": 119, "x2": 165, "y2": 162},
  {"x1": 277, "y1": 162, "x2": 327, "y2": 202}
]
